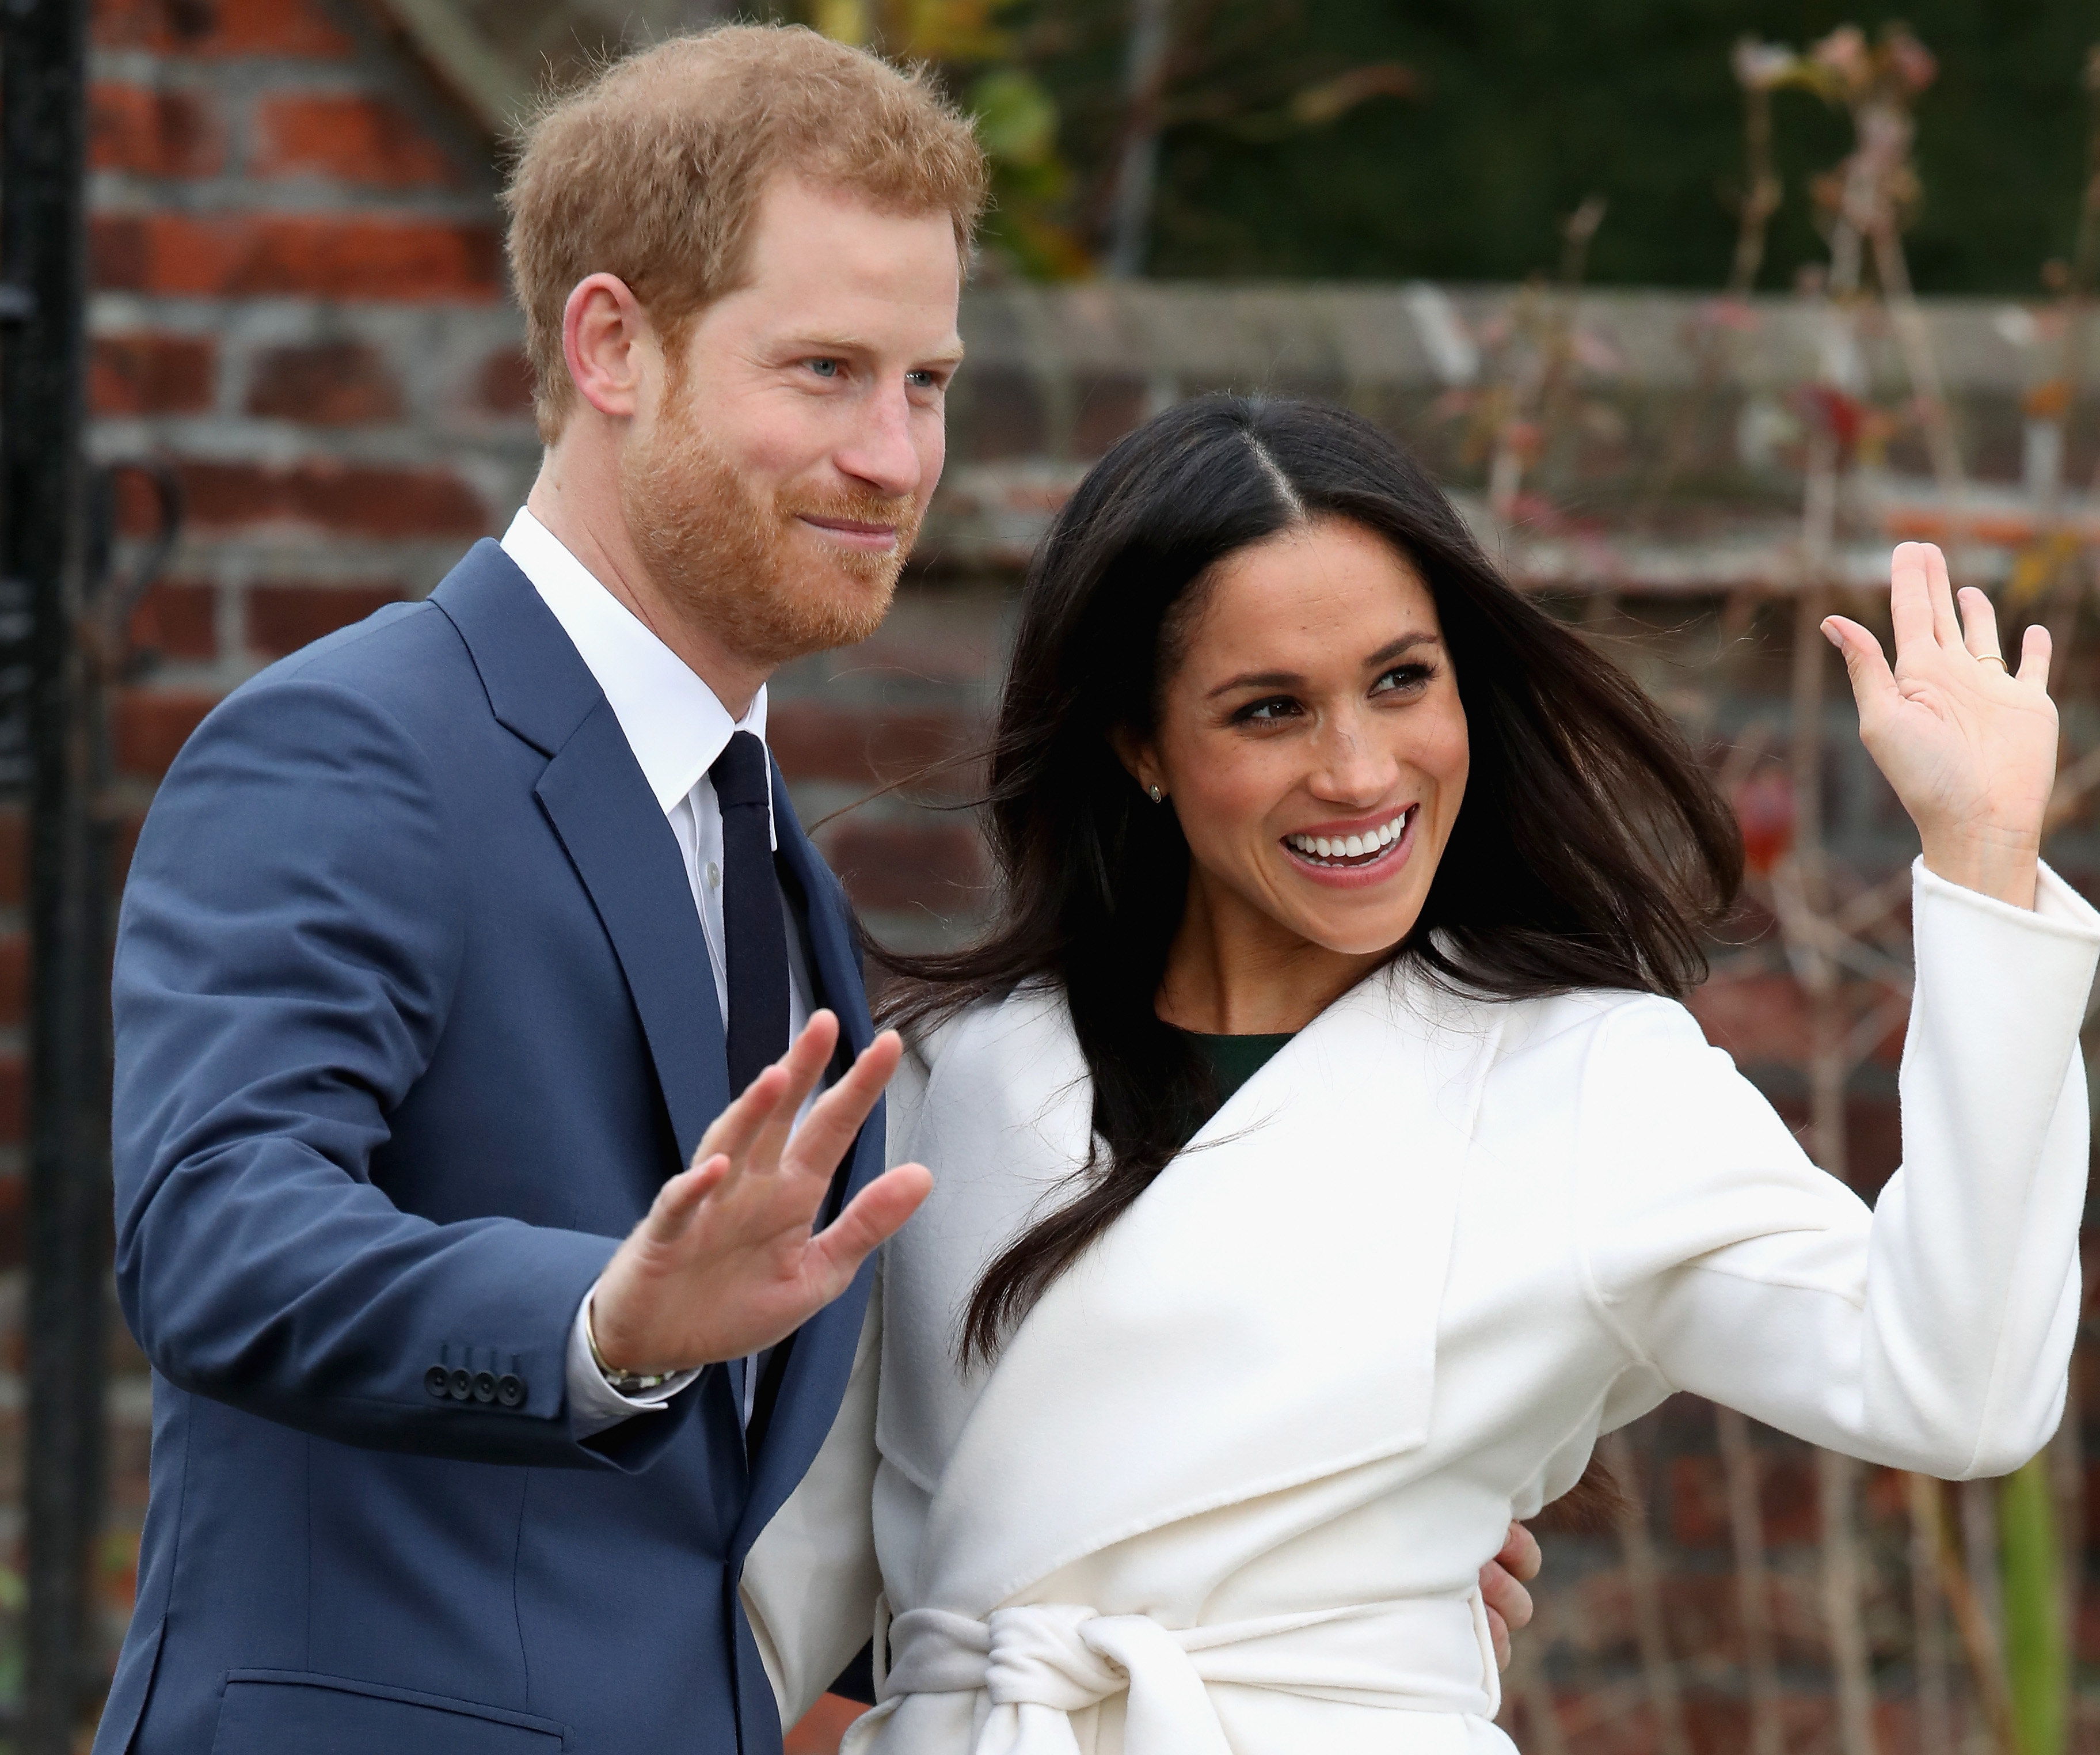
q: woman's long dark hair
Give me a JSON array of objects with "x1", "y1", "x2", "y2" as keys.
[{"x1": 878, "y1": 396, "x2": 1743, "y2": 1369}]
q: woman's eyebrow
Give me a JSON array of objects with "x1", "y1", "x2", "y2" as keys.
[
  {"x1": 1203, "y1": 631, "x2": 1441, "y2": 701},
  {"x1": 1205, "y1": 667, "x2": 1303, "y2": 701},
  {"x1": 1363, "y1": 632, "x2": 1441, "y2": 668}
]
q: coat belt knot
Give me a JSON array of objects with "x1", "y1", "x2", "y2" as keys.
[{"x1": 854, "y1": 1592, "x2": 1501, "y2": 1755}]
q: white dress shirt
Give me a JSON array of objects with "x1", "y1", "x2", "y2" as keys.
[{"x1": 500, "y1": 509, "x2": 814, "y2": 1436}]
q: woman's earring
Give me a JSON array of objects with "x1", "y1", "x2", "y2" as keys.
[{"x1": 1147, "y1": 785, "x2": 1164, "y2": 803}]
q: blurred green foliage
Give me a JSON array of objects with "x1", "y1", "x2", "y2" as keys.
[
  {"x1": 2001, "y1": 1454, "x2": 2068, "y2": 1755},
  {"x1": 976, "y1": 0, "x2": 2095, "y2": 288}
]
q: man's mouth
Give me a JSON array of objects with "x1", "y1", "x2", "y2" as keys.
[
  {"x1": 1281, "y1": 806, "x2": 1416, "y2": 869},
  {"x1": 796, "y1": 514, "x2": 900, "y2": 550}
]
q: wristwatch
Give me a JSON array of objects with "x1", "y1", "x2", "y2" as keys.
[{"x1": 585, "y1": 1295, "x2": 676, "y2": 1397}]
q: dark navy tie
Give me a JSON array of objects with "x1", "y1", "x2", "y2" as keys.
[{"x1": 709, "y1": 731, "x2": 790, "y2": 1097}]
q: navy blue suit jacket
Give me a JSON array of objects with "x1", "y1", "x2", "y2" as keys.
[{"x1": 94, "y1": 541, "x2": 884, "y2": 1755}]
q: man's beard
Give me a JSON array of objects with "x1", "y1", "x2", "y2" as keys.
[{"x1": 619, "y1": 410, "x2": 922, "y2": 668}]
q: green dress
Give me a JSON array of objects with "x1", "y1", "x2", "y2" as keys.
[{"x1": 1166, "y1": 1028, "x2": 1295, "y2": 1152}]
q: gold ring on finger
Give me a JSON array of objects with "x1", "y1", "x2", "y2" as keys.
[{"x1": 1977, "y1": 653, "x2": 2009, "y2": 670}]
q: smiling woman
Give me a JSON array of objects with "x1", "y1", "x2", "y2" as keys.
[
  {"x1": 879, "y1": 394, "x2": 1743, "y2": 1357},
  {"x1": 736, "y1": 393, "x2": 2100, "y2": 1755},
  {"x1": 1112, "y1": 518, "x2": 1473, "y2": 1025}
]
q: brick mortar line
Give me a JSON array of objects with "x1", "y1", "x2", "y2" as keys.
[
  {"x1": 88, "y1": 294, "x2": 526, "y2": 339},
  {"x1": 91, "y1": 415, "x2": 537, "y2": 464},
  {"x1": 91, "y1": 176, "x2": 499, "y2": 221},
  {"x1": 89, "y1": 54, "x2": 455, "y2": 100}
]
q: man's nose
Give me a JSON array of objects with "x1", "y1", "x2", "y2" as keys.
[{"x1": 835, "y1": 380, "x2": 923, "y2": 500}]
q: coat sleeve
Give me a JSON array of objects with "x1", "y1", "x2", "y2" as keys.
[
  {"x1": 112, "y1": 674, "x2": 668, "y2": 1470},
  {"x1": 1580, "y1": 860, "x2": 2100, "y2": 1479}
]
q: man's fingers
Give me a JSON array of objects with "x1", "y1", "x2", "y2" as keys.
[
  {"x1": 746, "y1": 1011, "x2": 844, "y2": 1173},
  {"x1": 2018, "y1": 620, "x2": 2053, "y2": 688},
  {"x1": 1480, "y1": 1556, "x2": 1535, "y2": 1635},
  {"x1": 785, "y1": 1030, "x2": 905, "y2": 1183},
  {"x1": 1957, "y1": 585, "x2": 2006, "y2": 666},
  {"x1": 694, "y1": 1061, "x2": 794, "y2": 1171},
  {"x1": 804, "y1": 1161, "x2": 934, "y2": 1292},
  {"x1": 1479, "y1": 1521, "x2": 1538, "y2": 1673},
  {"x1": 1485, "y1": 1604, "x2": 1511, "y2": 1670},
  {"x1": 1497, "y1": 1518, "x2": 1543, "y2": 1584},
  {"x1": 642, "y1": 1153, "x2": 729, "y2": 1245}
]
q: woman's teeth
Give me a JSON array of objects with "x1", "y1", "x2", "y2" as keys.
[{"x1": 1285, "y1": 808, "x2": 1413, "y2": 867}]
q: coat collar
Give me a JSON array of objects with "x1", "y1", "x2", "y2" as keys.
[
  {"x1": 432, "y1": 540, "x2": 605, "y2": 759},
  {"x1": 883, "y1": 963, "x2": 1505, "y2": 1613}
]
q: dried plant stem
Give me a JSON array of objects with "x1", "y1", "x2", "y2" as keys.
[
  {"x1": 1965, "y1": 1483, "x2": 2005, "y2": 1647},
  {"x1": 1869, "y1": 223, "x2": 1970, "y2": 571},
  {"x1": 1730, "y1": 81, "x2": 1783, "y2": 297},
  {"x1": 1600, "y1": 1431, "x2": 1692, "y2": 1755},
  {"x1": 1913, "y1": 1472, "x2": 2016, "y2": 1754},
  {"x1": 1717, "y1": 1405, "x2": 1785, "y2": 1755},
  {"x1": 1789, "y1": 523, "x2": 1879, "y2": 1755},
  {"x1": 1103, "y1": 0, "x2": 1175, "y2": 277},
  {"x1": 1818, "y1": 1449, "x2": 1880, "y2": 1755},
  {"x1": 1909, "y1": 1470, "x2": 1954, "y2": 1755},
  {"x1": 1507, "y1": 1601, "x2": 1573, "y2": 1755}
]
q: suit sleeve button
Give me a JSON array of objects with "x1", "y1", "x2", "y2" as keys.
[
  {"x1": 496, "y1": 1374, "x2": 525, "y2": 1408},
  {"x1": 448, "y1": 1367, "x2": 473, "y2": 1400},
  {"x1": 473, "y1": 1371, "x2": 497, "y2": 1404},
  {"x1": 424, "y1": 1365, "x2": 450, "y2": 1399}
]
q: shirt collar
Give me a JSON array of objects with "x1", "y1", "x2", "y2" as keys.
[{"x1": 501, "y1": 507, "x2": 766, "y2": 814}]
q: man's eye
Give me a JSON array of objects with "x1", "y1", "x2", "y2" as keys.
[
  {"x1": 807, "y1": 358, "x2": 841, "y2": 379},
  {"x1": 906, "y1": 369, "x2": 939, "y2": 390}
]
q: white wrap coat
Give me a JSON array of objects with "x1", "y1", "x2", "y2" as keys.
[{"x1": 744, "y1": 862, "x2": 2100, "y2": 1755}]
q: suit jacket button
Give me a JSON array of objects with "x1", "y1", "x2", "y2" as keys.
[
  {"x1": 496, "y1": 1374, "x2": 525, "y2": 1408},
  {"x1": 448, "y1": 1367, "x2": 473, "y2": 1400},
  {"x1": 473, "y1": 1370, "x2": 497, "y2": 1404},
  {"x1": 424, "y1": 1365, "x2": 449, "y2": 1399}
]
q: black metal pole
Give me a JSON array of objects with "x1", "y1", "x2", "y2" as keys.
[{"x1": 2, "y1": 0, "x2": 104, "y2": 1749}]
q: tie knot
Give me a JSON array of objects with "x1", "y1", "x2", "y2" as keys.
[{"x1": 710, "y1": 730, "x2": 771, "y2": 811}]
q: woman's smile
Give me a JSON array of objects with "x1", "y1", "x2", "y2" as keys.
[{"x1": 1281, "y1": 804, "x2": 1418, "y2": 882}]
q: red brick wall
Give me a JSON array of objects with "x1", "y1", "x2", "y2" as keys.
[
  {"x1": 74, "y1": 0, "x2": 539, "y2": 1691},
  {"x1": 87, "y1": 0, "x2": 532, "y2": 791},
  {"x1": 37, "y1": 10, "x2": 2100, "y2": 1751}
]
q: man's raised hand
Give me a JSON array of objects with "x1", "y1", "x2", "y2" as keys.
[{"x1": 589, "y1": 1011, "x2": 932, "y2": 1374}]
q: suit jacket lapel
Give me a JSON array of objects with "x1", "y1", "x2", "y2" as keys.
[
  {"x1": 534, "y1": 705, "x2": 729, "y2": 1164},
  {"x1": 735, "y1": 769, "x2": 887, "y2": 1555},
  {"x1": 433, "y1": 542, "x2": 729, "y2": 1167}
]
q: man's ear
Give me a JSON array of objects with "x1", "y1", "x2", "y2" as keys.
[
  {"x1": 562, "y1": 272, "x2": 656, "y2": 421},
  {"x1": 1106, "y1": 726, "x2": 1163, "y2": 800}
]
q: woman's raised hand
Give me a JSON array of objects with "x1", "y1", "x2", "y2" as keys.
[{"x1": 1822, "y1": 541, "x2": 2057, "y2": 909}]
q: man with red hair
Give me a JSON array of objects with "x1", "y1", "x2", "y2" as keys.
[{"x1": 98, "y1": 28, "x2": 979, "y2": 1755}]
